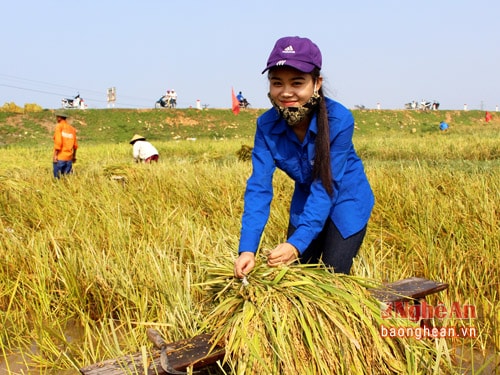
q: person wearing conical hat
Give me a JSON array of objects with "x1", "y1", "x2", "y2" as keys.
[
  {"x1": 129, "y1": 134, "x2": 159, "y2": 163},
  {"x1": 53, "y1": 110, "x2": 78, "y2": 178}
]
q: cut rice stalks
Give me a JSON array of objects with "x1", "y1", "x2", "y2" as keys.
[{"x1": 196, "y1": 257, "x2": 453, "y2": 374}]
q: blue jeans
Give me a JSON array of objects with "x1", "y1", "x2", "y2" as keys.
[
  {"x1": 53, "y1": 160, "x2": 73, "y2": 178},
  {"x1": 288, "y1": 219, "x2": 367, "y2": 274}
]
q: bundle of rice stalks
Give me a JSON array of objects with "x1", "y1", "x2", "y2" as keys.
[
  {"x1": 103, "y1": 164, "x2": 131, "y2": 179},
  {"x1": 197, "y1": 257, "x2": 451, "y2": 374},
  {"x1": 236, "y1": 145, "x2": 253, "y2": 161}
]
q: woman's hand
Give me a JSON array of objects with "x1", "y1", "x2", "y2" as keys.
[
  {"x1": 234, "y1": 252, "x2": 256, "y2": 279},
  {"x1": 267, "y1": 242, "x2": 299, "y2": 267}
]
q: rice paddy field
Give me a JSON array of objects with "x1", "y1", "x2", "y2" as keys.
[{"x1": 0, "y1": 107, "x2": 498, "y2": 374}]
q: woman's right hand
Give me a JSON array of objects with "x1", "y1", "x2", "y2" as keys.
[{"x1": 234, "y1": 252, "x2": 255, "y2": 279}]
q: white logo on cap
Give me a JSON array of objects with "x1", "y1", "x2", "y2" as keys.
[
  {"x1": 282, "y1": 45, "x2": 295, "y2": 54},
  {"x1": 276, "y1": 60, "x2": 287, "y2": 66}
]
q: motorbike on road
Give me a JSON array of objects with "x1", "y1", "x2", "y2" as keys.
[
  {"x1": 155, "y1": 95, "x2": 176, "y2": 109},
  {"x1": 239, "y1": 98, "x2": 250, "y2": 109},
  {"x1": 61, "y1": 94, "x2": 86, "y2": 109}
]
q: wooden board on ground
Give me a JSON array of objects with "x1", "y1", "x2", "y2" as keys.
[
  {"x1": 79, "y1": 333, "x2": 225, "y2": 375},
  {"x1": 369, "y1": 276, "x2": 448, "y2": 303}
]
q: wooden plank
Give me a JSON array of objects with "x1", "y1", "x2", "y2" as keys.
[
  {"x1": 370, "y1": 277, "x2": 448, "y2": 303},
  {"x1": 163, "y1": 333, "x2": 225, "y2": 370},
  {"x1": 80, "y1": 334, "x2": 224, "y2": 375}
]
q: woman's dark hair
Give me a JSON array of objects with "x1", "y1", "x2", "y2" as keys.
[{"x1": 311, "y1": 68, "x2": 333, "y2": 196}]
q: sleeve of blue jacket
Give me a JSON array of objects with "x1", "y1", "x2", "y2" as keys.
[{"x1": 238, "y1": 125, "x2": 276, "y2": 253}]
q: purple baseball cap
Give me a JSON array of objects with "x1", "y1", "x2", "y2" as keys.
[{"x1": 262, "y1": 36, "x2": 322, "y2": 74}]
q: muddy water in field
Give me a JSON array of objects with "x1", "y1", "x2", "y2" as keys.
[
  {"x1": 453, "y1": 347, "x2": 499, "y2": 375},
  {"x1": 1, "y1": 349, "x2": 80, "y2": 374},
  {"x1": 0, "y1": 320, "x2": 83, "y2": 375}
]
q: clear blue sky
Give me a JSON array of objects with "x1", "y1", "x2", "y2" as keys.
[{"x1": 1, "y1": 0, "x2": 498, "y2": 110}]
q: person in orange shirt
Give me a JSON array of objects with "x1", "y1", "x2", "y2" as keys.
[{"x1": 53, "y1": 110, "x2": 78, "y2": 178}]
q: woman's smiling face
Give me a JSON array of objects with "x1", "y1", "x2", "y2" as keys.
[{"x1": 268, "y1": 66, "x2": 322, "y2": 108}]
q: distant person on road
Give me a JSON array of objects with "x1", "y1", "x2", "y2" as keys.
[
  {"x1": 439, "y1": 121, "x2": 449, "y2": 131},
  {"x1": 129, "y1": 134, "x2": 159, "y2": 163},
  {"x1": 165, "y1": 90, "x2": 172, "y2": 107},
  {"x1": 236, "y1": 91, "x2": 245, "y2": 103},
  {"x1": 485, "y1": 111, "x2": 492, "y2": 123},
  {"x1": 170, "y1": 89, "x2": 177, "y2": 108},
  {"x1": 236, "y1": 91, "x2": 250, "y2": 108},
  {"x1": 234, "y1": 36, "x2": 374, "y2": 279},
  {"x1": 53, "y1": 110, "x2": 78, "y2": 178}
]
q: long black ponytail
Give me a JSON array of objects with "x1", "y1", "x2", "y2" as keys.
[{"x1": 311, "y1": 69, "x2": 333, "y2": 196}]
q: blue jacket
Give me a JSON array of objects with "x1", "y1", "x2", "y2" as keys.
[{"x1": 238, "y1": 97, "x2": 374, "y2": 254}]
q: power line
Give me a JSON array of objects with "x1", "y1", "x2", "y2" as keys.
[
  {"x1": 0, "y1": 73, "x2": 156, "y2": 107},
  {"x1": 0, "y1": 83, "x2": 68, "y2": 98},
  {"x1": 0, "y1": 83, "x2": 109, "y2": 105},
  {"x1": 0, "y1": 73, "x2": 104, "y2": 96}
]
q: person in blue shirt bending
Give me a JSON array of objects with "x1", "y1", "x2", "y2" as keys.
[
  {"x1": 234, "y1": 36, "x2": 374, "y2": 278},
  {"x1": 439, "y1": 121, "x2": 449, "y2": 131}
]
